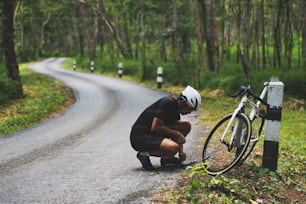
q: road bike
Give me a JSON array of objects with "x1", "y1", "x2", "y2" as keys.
[{"x1": 202, "y1": 82, "x2": 270, "y2": 175}]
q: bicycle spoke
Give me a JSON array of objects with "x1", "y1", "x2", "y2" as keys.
[
  {"x1": 238, "y1": 115, "x2": 264, "y2": 165},
  {"x1": 202, "y1": 113, "x2": 251, "y2": 175}
]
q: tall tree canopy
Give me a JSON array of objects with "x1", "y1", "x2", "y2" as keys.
[{"x1": 1, "y1": 0, "x2": 306, "y2": 88}]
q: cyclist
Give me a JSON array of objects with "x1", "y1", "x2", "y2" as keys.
[{"x1": 130, "y1": 85, "x2": 201, "y2": 170}]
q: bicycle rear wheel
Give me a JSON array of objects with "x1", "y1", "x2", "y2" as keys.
[
  {"x1": 238, "y1": 111, "x2": 265, "y2": 165},
  {"x1": 202, "y1": 113, "x2": 251, "y2": 175}
]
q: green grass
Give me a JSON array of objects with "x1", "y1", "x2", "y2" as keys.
[{"x1": 0, "y1": 63, "x2": 74, "y2": 137}]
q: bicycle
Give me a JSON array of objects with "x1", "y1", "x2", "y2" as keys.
[{"x1": 202, "y1": 82, "x2": 270, "y2": 175}]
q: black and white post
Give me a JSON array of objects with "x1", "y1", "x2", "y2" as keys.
[
  {"x1": 156, "y1": 66, "x2": 163, "y2": 89},
  {"x1": 73, "y1": 60, "x2": 76, "y2": 71},
  {"x1": 262, "y1": 77, "x2": 284, "y2": 171},
  {"x1": 118, "y1": 63, "x2": 123, "y2": 78},
  {"x1": 90, "y1": 61, "x2": 95, "y2": 73}
]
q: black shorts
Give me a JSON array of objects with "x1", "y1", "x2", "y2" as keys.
[{"x1": 130, "y1": 129, "x2": 169, "y2": 152}]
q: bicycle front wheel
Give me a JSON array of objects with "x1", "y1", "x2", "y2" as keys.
[{"x1": 202, "y1": 113, "x2": 252, "y2": 175}]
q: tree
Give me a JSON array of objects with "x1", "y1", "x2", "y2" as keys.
[
  {"x1": 200, "y1": 0, "x2": 214, "y2": 71},
  {"x1": 302, "y1": 1, "x2": 306, "y2": 70},
  {"x1": 261, "y1": 0, "x2": 266, "y2": 68},
  {"x1": 139, "y1": 0, "x2": 146, "y2": 81},
  {"x1": 98, "y1": 0, "x2": 131, "y2": 59},
  {"x1": 284, "y1": 0, "x2": 293, "y2": 70},
  {"x1": 193, "y1": 0, "x2": 207, "y2": 71},
  {"x1": 3, "y1": 0, "x2": 306, "y2": 88},
  {"x1": 211, "y1": 0, "x2": 220, "y2": 73},
  {"x1": 2, "y1": 0, "x2": 23, "y2": 97},
  {"x1": 273, "y1": 0, "x2": 282, "y2": 68},
  {"x1": 240, "y1": 0, "x2": 251, "y2": 79}
]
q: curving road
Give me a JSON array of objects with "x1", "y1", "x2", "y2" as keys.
[{"x1": 0, "y1": 58, "x2": 202, "y2": 203}]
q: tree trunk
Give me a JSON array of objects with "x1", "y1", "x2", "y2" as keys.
[
  {"x1": 172, "y1": 0, "x2": 179, "y2": 67},
  {"x1": 91, "y1": 1, "x2": 102, "y2": 62},
  {"x1": 2, "y1": 0, "x2": 23, "y2": 97},
  {"x1": 273, "y1": 0, "x2": 282, "y2": 68},
  {"x1": 40, "y1": 12, "x2": 51, "y2": 54},
  {"x1": 134, "y1": 11, "x2": 140, "y2": 60},
  {"x1": 284, "y1": 1, "x2": 293, "y2": 70},
  {"x1": 261, "y1": 0, "x2": 266, "y2": 68},
  {"x1": 211, "y1": 0, "x2": 220, "y2": 73},
  {"x1": 123, "y1": 13, "x2": 133, "y2": 59},
  {"x1": 159, "y1": 14, "x2": 167, "y2": 61},
  {"x1": 193, "y1": 0, "x2": 207, "y2": 71},
  {"x1": 200, "y1": 0, "x2": 214, "y2": 71},
  {"x1": 140, "y1": 0, "x2": 147, "y2": 82},
  {"x1": 251, "y1": 0, "x2": 259, "y2": 69},
  {"x1": 235, "y1": 0, "x2": 242, "y2": 64},
  {"x1": 77, "y1": 3, "x2": 86, "y2": 68},
  {"x1": 302, "y1": 0, "x2": 306, "y2": 70},
  {"x1": 99, "y1": 0, "x2": 131, "y2": 59},
  {"x1": 241, "y1": 0, "x2": 251, "y2": 79}
]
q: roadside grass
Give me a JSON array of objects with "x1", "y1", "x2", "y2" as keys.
[
  {"x1": 0, "y1": 63, "x2": 74, "y2": 137},
  {"x1": 0, "y1": 59, "x2": 305, "y2": 203}
]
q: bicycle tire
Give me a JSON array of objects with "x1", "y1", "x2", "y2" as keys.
[
  {"x1": 202, "y1": 113, "x2": 252, "y2": 175},
  {"x1": 237, "y1": 112, "x2": 265, "y2": 165}
]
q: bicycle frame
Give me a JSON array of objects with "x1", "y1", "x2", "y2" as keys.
[
  {"x1": 249, "y1": 82, "x2": 269, "y2": 121},
  {"x1": 220, "y1": 96, "x2": 248, "y2": 149},
  {"x1": 220, "y1": 82, "x2": 269, "y2": 149},
  {"x1": 248, "y1": 82, "x2": 268, "y2": 143}
]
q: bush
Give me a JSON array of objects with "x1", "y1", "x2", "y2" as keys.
[{"x1": 0, "y1": 76, "x2": 20, "y2": 104}]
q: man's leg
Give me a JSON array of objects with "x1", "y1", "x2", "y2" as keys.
[
  {"x1": 150, "y1": 138, "x2": 179, "y2": 157},
  {"x1": 150, "y1": 138, "x2": 182, "y2": 166}
]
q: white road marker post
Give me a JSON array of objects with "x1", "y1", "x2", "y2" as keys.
[
  {"x1": 90, "y1": 61, "x2": 95, "y2": 73},
  {"x1": 262, "y1": 77, "x2": 284, "y2": 171},
  {"x1": 118, "y1": 63, "x2": 123, "y2": 78},
  {"x1": 156, "y1": 66, "x2": 163, "y2": 89},
  {"x1": 73, "y1": 60, "x2": 76, "y2": 71}
]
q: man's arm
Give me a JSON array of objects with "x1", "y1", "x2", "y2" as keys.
[{"x1": 151, "y1": 117, "x2": 186, "y2": 144}]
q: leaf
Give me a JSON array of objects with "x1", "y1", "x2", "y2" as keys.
[
  {"x1": 286, "y1": 178, "x2": 292, "y2": 185},
  {"x1": 259, "y1": 167, "x2": 269, "y2": 175}
]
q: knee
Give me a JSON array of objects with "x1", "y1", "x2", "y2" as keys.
[
  {"x1": 160, "y1": 139, "x2": 180, "y2": 156},
  {"x1": 168, "y1": 142, "x2": 180, "y2": 155}
]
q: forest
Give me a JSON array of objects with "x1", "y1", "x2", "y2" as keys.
[{"x1": 1, "y1": 0, "x2": 306, "y2": 99}]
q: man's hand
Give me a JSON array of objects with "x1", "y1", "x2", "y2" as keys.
[
  {"x1": 173, "y1": 130, "x2": 186, "y2": 144},
  {"x1": 151, "y1": 117, "x2": 186, "y2": 144},
  {"x1": 179, "y1": 152, "x2": 186, "y2": 161}
]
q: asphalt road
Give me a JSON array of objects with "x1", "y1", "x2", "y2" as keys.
[{"x1": 0, "y1": 58, "x2": 203, "y2": 203}]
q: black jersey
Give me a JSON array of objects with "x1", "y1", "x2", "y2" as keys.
[{"x1": 131, "y1": 95, "x2": 180, "y2": 134}]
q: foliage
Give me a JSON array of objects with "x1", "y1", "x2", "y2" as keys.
[
  {"x1": 5, "y1": 0, "x2": 306, "y2": 86},
  {"x1": 0, "y1": 63, "x2": 74, "y2": 137},
  {"x1": 65, "y1": 55, "x2": 306, "y2": 100},
  {"x1": 154, "y1": 149, "x2": 305, "y2": 203}
]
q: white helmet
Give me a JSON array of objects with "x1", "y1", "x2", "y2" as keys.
[{"x1": 181, "y1": 85, "x2": 201, "y2": 110}]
